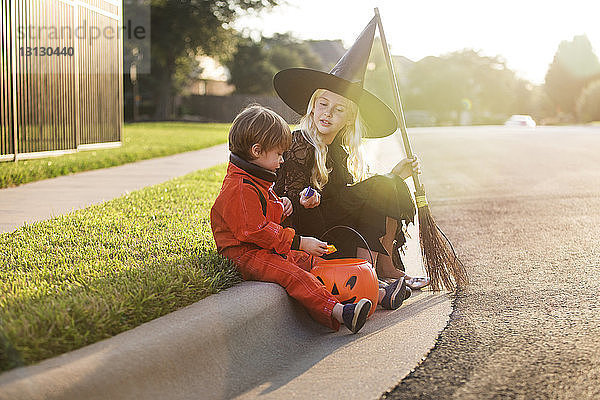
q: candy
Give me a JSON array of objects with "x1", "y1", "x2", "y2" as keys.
[{"x1": 325, "y1": 244, "x2": 337, "y2": 254}]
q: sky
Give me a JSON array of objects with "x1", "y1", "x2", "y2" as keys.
[{"x1": 233, "y1": 0, "x2": 600, "y2": 85}]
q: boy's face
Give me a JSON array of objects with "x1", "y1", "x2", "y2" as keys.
[{"x1": 251, "y1": 145, "x2": 285, "y2": 172}]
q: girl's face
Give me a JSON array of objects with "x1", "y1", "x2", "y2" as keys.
[{"x1": 312, "y1": 90, "x2": 351, "y2": 140}]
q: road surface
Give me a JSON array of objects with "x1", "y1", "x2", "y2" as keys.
[{"x1": 384, "y1": 125, "x2": 600, "y2": 399}]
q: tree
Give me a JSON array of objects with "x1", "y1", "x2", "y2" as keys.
[
  {"x1": 227, "y1": 33, "x2": 323, "y2": 94},
  {"x1": 576, "y1": 79, "x2": 600, "y2": 122},
  {"x1": 544, "y1": 35, "x2": 600, "y2": 116},
  {"x1": 362, "y1": 38, "x2": 411, "y2": 112},
  {"x1": 134, "y1": 0, "x2": 278, "y2": 120},
  {"x1": 529, "y1": 85, "x2": 555, "y2": 123},
  {"x1": 306, "y1": 39, "x2": 345, "y2": 70},
  {"x1": 402, "y1": 50, "x2": 530, "y2": 124},
  {"x1": 227, "y1": 38, "x2": 277, "y2": 94},
  {"x1": 264, "y1": 33, "x2": 322, "y2": 71}
]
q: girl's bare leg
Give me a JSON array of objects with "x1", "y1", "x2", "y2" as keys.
[
  {"x1": 375, "y1": 217, "x2": 407, "y2": 279},
  {"x1": 359, "y1": 219, "x2": 430, "y2": 289},
  {"x1": 376, "y1": 253, "x2": 405, "y2": 280},
  {"x1": 380, "y1": 217, "x2": 397, "y2": 255},
  {"x1": 356, "y1": 247, "x2": 378, "y2": 267},
  {"x1": 355, "y1": 248, "x2": 394, "y2": 303}
]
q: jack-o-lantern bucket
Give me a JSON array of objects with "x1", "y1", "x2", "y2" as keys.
[{"x1": 311, "y1": 258, "x2": 379, "y2": 316}]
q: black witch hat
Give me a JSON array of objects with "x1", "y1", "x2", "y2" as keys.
[{"x1": 273, "y1": 16, "x2": 398, "y2": 138}]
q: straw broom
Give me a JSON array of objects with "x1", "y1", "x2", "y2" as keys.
[{"x1": 374, "y1": 8, "x2": 468, "y2": 291}]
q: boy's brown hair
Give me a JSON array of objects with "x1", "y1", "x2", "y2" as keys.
[{"x1": 229, "y1": 104, "x2": 292, "y2": 161}]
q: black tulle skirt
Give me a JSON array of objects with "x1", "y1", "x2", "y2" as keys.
[{"x1": 290, "y1": 173, "x2": 415, "y2": 259}]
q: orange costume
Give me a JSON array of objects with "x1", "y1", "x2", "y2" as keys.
[{"x1": 210, "y1": 154, "x2": 340, "y2": 330}]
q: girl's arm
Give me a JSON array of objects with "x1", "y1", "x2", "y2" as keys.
[
  {"x1": 391, "y1": 156, "x2": 421, "y2": 180},
  {"x1": 299, "y1": 187, "x2": 320, "y2": 209},
  {"x1": 274, "y1": 134, "x2": 316, "y2": 213}
]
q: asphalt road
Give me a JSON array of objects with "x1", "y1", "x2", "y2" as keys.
[{"x1": 382, "y1": 125, "x2": 600, "y2": 399}]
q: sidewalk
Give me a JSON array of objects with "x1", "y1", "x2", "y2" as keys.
[
  {"x1": 0, "y1": 140, "x2": 452, "y2": 399},
  {"x1": 0, "y1": 144, "x2": 228, "y2": 234}
]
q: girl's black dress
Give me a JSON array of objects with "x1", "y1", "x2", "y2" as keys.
[{"x1": 274, "y1": 130, "x2": 415, "y2": 259}]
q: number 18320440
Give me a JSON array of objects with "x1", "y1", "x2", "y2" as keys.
[{"x1": 19, "y1": 47, "x2": 74, "y2": 57}]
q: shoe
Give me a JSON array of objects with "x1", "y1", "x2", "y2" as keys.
[
  {"x1": 380, "y1": 279, "x2": 411, "y2": 299},
  {"x1": 342, "y1": 298, "x2": 372, "y2": 334},
  {"x1": 381, "y1": 277, "x2": 407, "y2": 310},
  {"x1": 405, "y1": 276, "x2": 431, "y2": 290}
]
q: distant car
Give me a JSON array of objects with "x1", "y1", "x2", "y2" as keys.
[{"x1": 504, "y1": 115, "x2": 536, "y2": 127}]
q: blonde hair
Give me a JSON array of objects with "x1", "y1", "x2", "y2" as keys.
[
  {"x1": 229, "y1": 104, "x2": 292, "y2": 161},
  {"x1": 299, "y1": 89, "x2": 368, "y2": 189}
]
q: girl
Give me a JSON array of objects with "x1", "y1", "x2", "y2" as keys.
[
  {"x1": 273, "y1": 16, "x2": 429, "y2": 289},
  {"x1": 273, "y1": 88, "x2": 430, "y2": 289}
]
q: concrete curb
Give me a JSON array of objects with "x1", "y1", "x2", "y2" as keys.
[
  {"x1": 0, "y1": 281, "x2": 451, "y2": 400},
  {"x1": 0, "y1": 282, "x2": 323, "y2": 400}
]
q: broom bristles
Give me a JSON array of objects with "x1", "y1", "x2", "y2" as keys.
[{"x1": 418, "y1": 205, "x2": 468, "y2": 291}]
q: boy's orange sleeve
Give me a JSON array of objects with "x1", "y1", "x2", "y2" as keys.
[{"x1": 223, "y1": 182, "x2": 297, "y2": 254}]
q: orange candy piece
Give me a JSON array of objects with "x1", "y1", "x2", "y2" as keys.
[{"x1": 325, "y1": 244, "x2": 337, "y2": 254}]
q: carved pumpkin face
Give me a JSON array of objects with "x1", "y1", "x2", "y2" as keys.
[{"x1": 311, "y1": 258, "x2": 379, "y2": 316}]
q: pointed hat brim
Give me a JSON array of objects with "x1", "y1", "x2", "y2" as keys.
[{"x1": 273, "y1": 68, "x2": 398, "y2": 138}]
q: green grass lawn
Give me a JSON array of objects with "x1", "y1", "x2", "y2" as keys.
[
  {"x1": 0, "y1": 122, "x2": 230, "y2": 189},
  {"x1": 0, "y1": 164, "x2": 240, "y2": 372}
]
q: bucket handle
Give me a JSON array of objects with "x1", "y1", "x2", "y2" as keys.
[{"x1": 320, "y1": 225, "x2": 375, "y2": 268}]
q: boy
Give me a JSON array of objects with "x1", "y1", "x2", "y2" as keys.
[{"x1": 210, "y1": 105, "x2": 404, "y2": 334}]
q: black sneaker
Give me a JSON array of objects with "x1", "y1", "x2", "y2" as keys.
[
  {"x1": 381, "y1": 277, "x2": 407, "y2": 310},
  {"x1": 342, "y1": 298, "x2": 372, "y2": 334}
]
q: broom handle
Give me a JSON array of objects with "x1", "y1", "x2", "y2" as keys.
[{"x1": 374, "y1": 8, "x2": 424, "y2": 195}]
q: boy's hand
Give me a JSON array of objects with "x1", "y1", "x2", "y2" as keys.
[
  {"x1": 299, "y1": 187, "x2": 320, "y2": 209},
  {"x1": 391, "y1": 155, "x2": 421, "y2": 180},
  {"x1": 280, "y1": 196, "x2": 293, "y2": 217},
  {"x1": 299, "y1": 236, "x2": 328, "y2": 256}
]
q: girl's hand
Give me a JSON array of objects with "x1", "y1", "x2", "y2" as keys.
[
  {"x1": 391, "y1": 155, "x2": 421, "y2": 180},
  {"x1": 299, "y1": 187, "x2": 321, "y2": 209},
  {"x1": 280, "y1": 196, "x2": 293, "y2": 217},
  {"x1": 299, "y1": 236, "x2": 328, "y2": 256}
]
